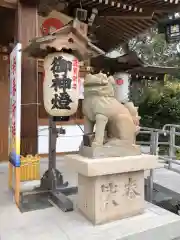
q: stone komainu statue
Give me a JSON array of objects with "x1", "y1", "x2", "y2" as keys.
[{"x1": 82, "y1": 73, "x2": 140, "y2": 148}]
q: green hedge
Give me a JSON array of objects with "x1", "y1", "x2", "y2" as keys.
[
  {"x1": 138, "y1": 81, "x2": 180, "y2": 129},
  {"x1": 136, "y1": 81, "x2": 180, "y2": 158}
]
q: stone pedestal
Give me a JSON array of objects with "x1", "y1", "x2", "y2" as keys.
[{"x1": 66, "y1": 154, "x2": 158, "y2": 225}]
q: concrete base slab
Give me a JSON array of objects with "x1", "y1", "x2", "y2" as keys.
[
  {"x1": 1, "y1": 160, "x2": 180, "y2": 240},
  {"x1": 65, "y1": 154, "x2": 159, "y2": 176},
  {"x1": 65, "y1": 202, "x2": 180, "y2": 240},
  {"x1": 66, "y1": 154, "x2": 159, "y2": 224},
  {"x1": 1, "y1": 200, "x2": 180, "y2": 240}
]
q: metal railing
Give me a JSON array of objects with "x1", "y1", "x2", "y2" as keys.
[
  {"x1": 162, "y1": 124, "x2": 180, "y2": 173},
  {"x1": 138, "y1": 124, "x2": 180, "y2": 202}
]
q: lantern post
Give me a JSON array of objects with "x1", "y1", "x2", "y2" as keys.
[{"x1": 23, "y1": 18, "x2": 104, "y2": 211}]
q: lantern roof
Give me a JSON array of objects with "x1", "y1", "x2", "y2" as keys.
[{"x1": 23, "y1": 19, "x2": 105, "y2": 61}]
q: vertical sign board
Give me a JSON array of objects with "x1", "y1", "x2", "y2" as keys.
[{"x1": 9, "y1": 43, "x2": 22, "y2": 167}]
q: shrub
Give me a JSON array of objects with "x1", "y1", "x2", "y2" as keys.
[{"x1": 138, "y1": 81, "x2": 180, "y2": 129}]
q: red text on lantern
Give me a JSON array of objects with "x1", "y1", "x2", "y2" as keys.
[{"x1": 72, "y1": 59, "x2": 79, "y2": 89}]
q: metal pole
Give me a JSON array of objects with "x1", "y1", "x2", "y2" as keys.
[
  {"x1": 48, "y1": 116, "x2": 57, "y2": 170},
  {"x1": 169, "y1": 126, "x2": 176, "y2": 169},
  {"x1": 48, "y1": 116, "x2": 57, "y2": 190},
  {"x1": 150, "y1": 130, "x2": 159, "y2": 155},
  {"x1": 148, "y1": 130, "x2": 159, "y2": 202},
  {"x1": 37, "y1": 117, "x2": 77, "y2": 212},
  {"x1": 148, "y1": 169, "x2": 154, "y2": 203}
]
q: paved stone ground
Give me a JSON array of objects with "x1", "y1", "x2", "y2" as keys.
[
  {"x1": 1, "y1": 158, "x2": 180, "y2": 240},
  {"x1": 154, "y1": 165, "x2": 180, "y2": 195}
]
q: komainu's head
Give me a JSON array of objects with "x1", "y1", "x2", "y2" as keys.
[{"x1": 84, "y1": 73, "x2": 116, "y2": 97}]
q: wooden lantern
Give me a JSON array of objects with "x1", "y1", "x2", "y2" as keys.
[{"x1": 23, "y1": 19, "x2": 105, "y2": 117}]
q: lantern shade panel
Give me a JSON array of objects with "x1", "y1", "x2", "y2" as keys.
[
  {"x1": 113, "y1": 73, "x2": 130, "y2": 103},
  {"x1": 43, "y1": 52, "x2": 79, "y2": 116}
]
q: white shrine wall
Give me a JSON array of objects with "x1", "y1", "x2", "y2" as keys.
[{"x1": 38, "y1": 125, "x2": 84, "y2": 154}]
